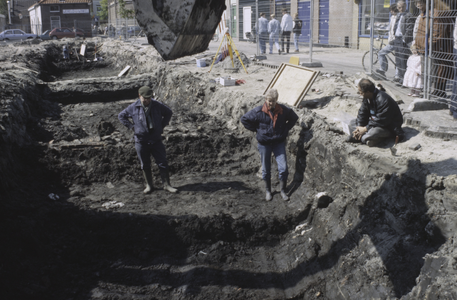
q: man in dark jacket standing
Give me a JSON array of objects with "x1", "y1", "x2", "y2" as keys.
[
  {"x1": 293, "y1": 13, "x2": 302, "y2": 52},
  {"x1": 347, "y1": 79, "x2": 404, "y2": 147},
  {"x1": 118, "y1": 86, "x2": 177, "y2": 194},
  {"x1": 241, "y1": 89, "x2": 299, "y2": 201}
]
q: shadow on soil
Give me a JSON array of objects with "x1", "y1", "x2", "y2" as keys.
[{"x1": 1, "y1": 149, "x2": 445, "y2": 300}]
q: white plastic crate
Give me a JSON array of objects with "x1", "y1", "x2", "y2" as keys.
[
  {"x1": 196, "y1": 59, "x2": 206, "y2": 67},
  {"x1": 220, "y1": 77, "x2": 236, "y2": 86}
]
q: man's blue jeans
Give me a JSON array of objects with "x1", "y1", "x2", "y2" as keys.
[
  {"x1": 259, "y1": 32, "x2": 268, "y2": 54},
  {"x1": 293, "y1": 33, "x2": 299, "y2": 51},
  {"x1": 258, "y1": 141, "x2": 288, "y2": 181},
  {"x1": 269, "y1": 34, "x2": 280, "y2": 53},
  {"x1": 378, "y1": 44, "x2": 394, "y2": 72}
]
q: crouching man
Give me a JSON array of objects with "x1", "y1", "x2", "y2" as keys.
[
  {"x1": 118, "y1": 86, "x2": 177, "y2": 194},
  {"x1": 347, "y1": 79, "x2": 405, "y2": 147},
  {"x1": 241, "y1": 89, "x2": 298, "y2": 201}
]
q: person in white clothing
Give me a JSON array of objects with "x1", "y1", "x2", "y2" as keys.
[
  {"x1": 280, "y1": 9, "x2": 293, "y2": 54},
  {"x1": 268, "y1": 14, "x2": 281, "y2": 54},
  {"x1": 376, "y1": 4, "x2": 399, "y2": 78},
  {"x1": 402, "y1": 46, "x2": 422, "y2": 97}
]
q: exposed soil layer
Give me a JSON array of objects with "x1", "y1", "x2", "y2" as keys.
[{"x1": 0, "y1": 40, "x2": 456, "y2": 300}]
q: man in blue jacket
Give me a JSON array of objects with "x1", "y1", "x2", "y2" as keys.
[
  {"x1": 347, "y1": 79, "x2": 405, "y2": 147},
  {"x1": 241, "y1": 89, "x2": 299, "y2": 201},
  {"x1": 118, "y1": 86, "x2": 177, "y2": 194}
]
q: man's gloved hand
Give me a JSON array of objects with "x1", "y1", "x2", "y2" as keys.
[{"x1": 353, "y1": 126, "x2": 367, "y2": 140}]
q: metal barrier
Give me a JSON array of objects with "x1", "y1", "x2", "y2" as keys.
[
  {"x1": 224, "y1": 0, "x2": 456, "y2": 115},
  {"x1": 360, "y1": 0, "x2": 456, "y2": 113}
]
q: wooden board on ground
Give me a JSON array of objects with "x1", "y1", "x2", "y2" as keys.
[
  {"x1": 80, "y1": 44, "x2": 86, "y2": 56},
  {"x1": 118, "y1": 66, "x2": 131, "y2": 77},
  {"x1": 264, "y1": 63, "x2": 320, "y2": 107}
]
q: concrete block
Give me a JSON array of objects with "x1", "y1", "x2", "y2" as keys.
[
  {"x1": 301, "y1": 61, "x2": 323, "y2": 68},
  {"x1": 412, "y1": 120, "x2": 421, "y2": 126},
  {"x1": 408, "y1": 143, "x2": 421, "y2": 150},
  {"x1": 255, "y1": 55, "x2": 267, "y2": 61},
  {"x1": 407, "y1": 99, "x2": 449, "y2": 111}
]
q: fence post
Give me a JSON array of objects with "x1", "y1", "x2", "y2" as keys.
[
  {"x1": 368, "y1": 0, "x2": 375, "y2": 75},
  {"x1": 425, "y1": 0, "x2": 433, "y2": 100},
  {"x1": 256, "y1": 0, "x2": 259, "y2": 56},
  {"x1": 309, "y1": 0, "x2": 314, "y2": 63}
]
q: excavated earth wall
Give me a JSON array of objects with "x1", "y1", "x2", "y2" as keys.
[{"x1": 0, "y1": 40, "x2": 456, "y2": 300}]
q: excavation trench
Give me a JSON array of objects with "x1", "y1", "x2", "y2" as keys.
[{"x1": 0, "y1": 42, "x2": 454, "y2": 300}]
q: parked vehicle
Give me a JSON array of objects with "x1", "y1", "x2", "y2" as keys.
[
  {"x1": 38, "y1": 30, "x2": 52, "y2": 40},
  {"x1": 0, "y1": 29, "x2": 37, "y2": 41},
  {"x1": 49, "y1": 27, "x2": 85, "y2": 40}
]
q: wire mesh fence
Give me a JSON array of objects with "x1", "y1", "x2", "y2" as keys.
[
  {"x1": 359, "y1": 0, "x2": 456, "y2": 113},
  {"x1": 226, "y1": 0, "x2": 356, "y2": 53},
  {"x1": 223, "y1": 0, "x2": 456, "y2": 115},
  {"x1": 8, "y1": 18, "x2": 143, "y2": 41}
]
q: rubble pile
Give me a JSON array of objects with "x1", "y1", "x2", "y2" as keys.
[{"x1": 0, "y1": 40, "x2": 456, "y2": 300}]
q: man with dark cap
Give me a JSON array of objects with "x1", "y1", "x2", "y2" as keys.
[{"x1": 118, "y1": 86, "x2": 177, "y2": 194}]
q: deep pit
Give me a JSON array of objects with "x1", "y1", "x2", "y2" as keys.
[{"x1": 1, "y1": 40, "x2": 456, "y2": 300}]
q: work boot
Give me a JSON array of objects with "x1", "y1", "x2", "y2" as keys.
[
  {"x1": 142, "y1": 169, "x2": 154, "y2": 194},
  {"x1": 366, "y1": 139, "x2": 381, "y2": 147},
  {"x1": 264, "y1": 179, "x2": 272, "y2": 201},
  {"x1": 160, "y1": 168, "x2": 178, "y2": 193},
  {"x1": 280, "y1": 180, "x2": 289, "y2": 201},
  {"x1": 346, "y1": 135, "x2": 359, "y2": 143}
]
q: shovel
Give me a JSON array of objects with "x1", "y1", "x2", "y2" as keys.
[{"x1": 390, "y1": 136, "x2": 399, "y2": 156}]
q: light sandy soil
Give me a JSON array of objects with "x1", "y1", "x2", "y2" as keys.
[{"x1": 190, "y1": 59, "x2": 457, "y2": 177}]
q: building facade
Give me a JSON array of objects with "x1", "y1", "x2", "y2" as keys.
[
  {"x1": 226, "y1": 0, "x2": 449, "y2": 50},
  {"x1": 107, "y1": 0, "x2": 135, "y2": 27},
  {"x1": 28, "y1": 0, "x2": 93, "y2": 35}
]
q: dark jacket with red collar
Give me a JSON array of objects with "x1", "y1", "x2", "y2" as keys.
[
  {"x1": 118, "y1": 98, "x2": 172, "y2": 143},
  {"x1": 241, "y1": 103, "x2": 298, "y2": 145},
  {"x1": 356, "y1": 88, "x2": 404, "y2": 136}
]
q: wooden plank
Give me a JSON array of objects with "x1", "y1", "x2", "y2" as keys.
[
  {"x1": 118, "y1": 66, "x2": 131, "y2": 77},
  {"x1": 73, "y1": 48, "x2": 80, "y2": 61},
  {"x1": 80, "y1": 44, "x2": 86, "y2": 56},
  {"x1": 264, "y1": 63, "x2": 320, "y2": 107}
]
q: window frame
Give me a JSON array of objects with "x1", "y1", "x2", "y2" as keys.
[{"x1": 50, "y1": 5, "x2": 60, "y2": 12}]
